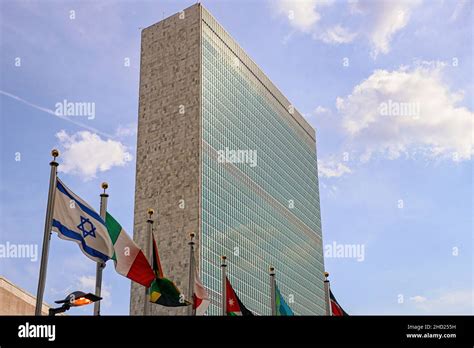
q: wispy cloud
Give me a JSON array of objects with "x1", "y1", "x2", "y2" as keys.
[
  {"x1": 410, "y1": 289, "x2": 473, "y2": 314},
  {"x1": 409, "y1": 295, "x2": 427, "y2": 303},
  {"x1": 361, "y1": 0, "x2": 422, "y2": 58},
  {"x1": 314, "y1": 105, "x2": 330, "y2": 115},
  {"x1": 0, "y1": 90, "x2": 114, "y2": 139},
  {"x1": 449, "y1": 0, "x2": 471, "y2": 22},
  {"x1": 276, "y1": 0, "x2": 334, "y2": 33},
  {"x1": 317, "y1": 25, "x2": 357, "y2": 44},
  {"x1": 318, "y1": 158, "x2": 352, "y2": 178},
  {"x1": 274, "y1": 0, "x2": 422, "y2": 57},
  {"x1": 76, "y1": 275, "x2": 112, "y2": 307},
  {"x1": 115, "y1": 123, "x2": 137, "y2": 138}
]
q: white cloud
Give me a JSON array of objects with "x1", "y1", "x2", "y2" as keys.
[
  {"x1": 76, "y1": 275, "x2": 112, "y2": 307},
  {"x1": 76, "y1": 274, "x2": 96, "y2": 290},
  {"x1": 51, "y1": 274, "x2": 112, "y2": 310},
  {"x1": 363, "y1": 0, "x2": 422, "y2": 58},
  {"x1": 314, "y1": 105, "x2": 330, "y2": 114},
  {"x1": 276, "y1": 0, "x2": 334, "y2": 33},
  {"x1": 56, "y1": 130, "x2": 132, "y2": 181},
  {"x1": 410, "y1": 289, "x2": 473, "y2": 315},
  {"x1": 318, "y1": 25, "x2": 357, "y2": 44},
  {"x1": 409, "y1": 295, "x2": 427, "y2": 303},
  {"x1": 336, "y1": 62, "x2": 473, "y2": 162},
  {"x1": 275, "y1": 0, "x2": 420, "y2": 57},
  {"x1": 318, "y1": 158, "x2": 352, "y2": 178}
]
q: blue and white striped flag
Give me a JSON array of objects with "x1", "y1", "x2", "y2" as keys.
[{"x1": 52, "y1": 179, "x2": 114, "y2": 263}]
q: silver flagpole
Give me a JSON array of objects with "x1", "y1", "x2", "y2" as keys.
[
  {"x1": 324, "y1": 271, "x2": 332, "y2": 316},
  {"x1": 221, "y1": 255, "x2": 227, "y2": 316},
  {"x1": 35, "y1": 149, "x2": 60, "y2": 316},
  {"x1": 270, "y1": 267, "x2": 276, "y2": 316},
  {"x1": 144, "y1": 208, "x2": 154, "y2": 316},
  {"x1": 93, "y1": 182, "x2": 108, "y2": 316},
  {"x1": 187, "y1": 232, "x2": 196, "y2": 315}
]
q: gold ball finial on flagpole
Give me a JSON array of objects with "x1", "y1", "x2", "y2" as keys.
[
  {"x1": 270, "y1": 267, "x2": 275, "y2": 275},
  {"x1": 324, "y1": 271, "x2": 329, "y2": 280},
  {"x1": 51, "y1": 149, "x2": 59, "y2": 159},
  {"x1": 221, "y1": 255, "x2": 227, "y2": 261},
  {"x1": 101, "y1": 182, "x2": 108, "y2": 195},
  {"x1": 188, "y1": 232, "x2": 195, "y2": 247},
  {"x1": 147, "y1": 208, "x2": 154, "y2": 219}
]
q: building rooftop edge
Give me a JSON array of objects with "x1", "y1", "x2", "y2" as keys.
[
  {"x1": 0, "y1": 275, "x2": 52, "y2": 311},
  {"x1": 142, "y1": 2, "x2": 317, "y2": 142},
  {"x1": 199, "y1": 3, "x2": 316, "y2": 142}
]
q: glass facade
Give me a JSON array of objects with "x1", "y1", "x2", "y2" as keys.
[{"x1": 200, "y1": 16, "x2": 325, "y2": 315}]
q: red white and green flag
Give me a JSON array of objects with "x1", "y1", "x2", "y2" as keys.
[
  {"x1": 226, "y1": 277, "x2": 253, "y2": 316},
  {"x1": 105, "y1": 212, "x2": 155, "y2": 287}
]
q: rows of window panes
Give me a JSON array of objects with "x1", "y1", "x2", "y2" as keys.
[{"x1": 200, "y1": 21, "x2": 326, "y2": 315}]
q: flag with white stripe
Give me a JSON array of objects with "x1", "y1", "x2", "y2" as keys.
[
  {"x1": 193, "y1": 257, "x2": 210, "y2": 315},
  {"x1": 52, "y1": 179, "x2": 114, "y2": 263}
]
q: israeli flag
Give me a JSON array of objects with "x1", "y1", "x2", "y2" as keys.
[{"x1": 52, "y1": 179, "x2": 114, "y2": 263}]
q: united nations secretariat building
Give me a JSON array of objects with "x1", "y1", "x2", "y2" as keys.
[{"x1": 130, "y1": 3, "x2": 326, "y2": 316}]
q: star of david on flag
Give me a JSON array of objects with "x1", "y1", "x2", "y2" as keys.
[
  {"x1": 51, "y1": 179, "x2": 114, "y2": 263},
  {"x1": 77, "y1": 216, "x2": 96, "y2": 238}
]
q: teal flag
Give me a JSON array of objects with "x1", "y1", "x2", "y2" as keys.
[{"x1": 275, "y1": 284, "x2": 294, "y2": 316}]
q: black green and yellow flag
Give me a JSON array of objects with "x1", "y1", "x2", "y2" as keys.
[{"x1": 148, "y1": 234, "x2": 189, "y2": 307}]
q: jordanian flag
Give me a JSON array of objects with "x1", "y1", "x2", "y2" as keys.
[
  {"x1": 105, "y1": 212, "x2": 155, "y2": 287},
  {"x1": 149, "y1": 234, "x2": 189, "y2": 307},
  {"x1": 226, "y1": 277, "x2": 253, "y2": 316}
]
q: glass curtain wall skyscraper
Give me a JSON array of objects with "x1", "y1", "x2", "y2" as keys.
[{"x1": 131, "y1": 4, "x2": 326, "y2": 315}]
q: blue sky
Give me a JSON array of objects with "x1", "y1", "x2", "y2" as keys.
[{"x1": 0, "y1": 0, "x2": 472, "y2": 315}]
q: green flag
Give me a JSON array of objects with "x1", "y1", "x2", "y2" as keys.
[
  {"x1": 148, "y1": 234, "x2": 189, "y2": 307},
  {"x1": 275, "y1": 284, "x2": 294, "y2": 316}
]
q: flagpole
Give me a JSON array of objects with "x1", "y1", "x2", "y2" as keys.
[
  {"x1": 187, "y1": 232, "x2": 196, "y2": 315},
  {"x1": 270, "y1": 267, "x2": 276, "y2": 316},
  {"x1": 144, "y1": 208, "x2": 154, "y2": 316},
  {"x1": 221, "y1": 255, "x2": 227, "y2": 316},
  {"x1": 35, "y1": 149, "x2": 59, "y2": 316},
  {"x1": 93, "y1": 182, "x2": 108, "y2": 316},
  {"x1": 324, "y1": 271, "x2": 332, "y2": 316}
]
